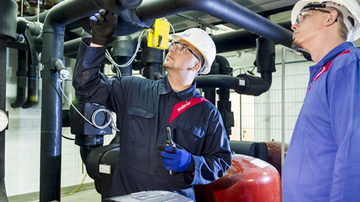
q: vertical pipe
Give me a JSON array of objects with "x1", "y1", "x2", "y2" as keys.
[
  {"x1": 10, "y1": 50, "x2": 27, "y2": 108},
  {"x1": 38, "y1": 1, "x2": 142, "y2": 200},
  {"x1": 203, "y1": 88, "x2": 216, "y2": 105},
  {"x1": 39, "y1": 23, "x2": 64, "y2": 202},
  {"x1": 281, "y1": 47, "x2": 286, "y2": 183},
  {"x1": 0, "y1": 36, "x2": 8, "y2": 202}
]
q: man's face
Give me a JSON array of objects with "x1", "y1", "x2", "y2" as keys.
[
  {"x1": 291, "y1": 8, "x2": 331, "y2": 51},
  {"x1": 163, "y1": 39, "x2": 202, "y2": 73}
]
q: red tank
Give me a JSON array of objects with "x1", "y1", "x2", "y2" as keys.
[
  {"x1": 194, "y1": 154, "x2": 281, "y2": 202},
  {"x1": 265, "y1": 141, "x2": 288, "y2": 176}
]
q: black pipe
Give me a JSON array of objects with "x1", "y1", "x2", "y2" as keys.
[
  {"x1": 63, "y1": 37, "x2": 82, "y2": 57},
  {"x1": 39, "y1": 0, "x2": 142, "y2": 201},
  {"x1": 0, "y1": 36, "x2": 8, "y2": 202},
  {"x1": 25, "y1": 10, "x2": 49, "y2": 23},
  {"x1": 141, "y1": 47, "x2": 164, "y2": 80},
  {"x1": 11, "y1": 20, "x2": 28, "y2": 108},
  {"x1": 25, "y1": 20, "x2": 293, "y2": 58},
  {"x1": 22, "y1": 28, "x2": 39, "y2": 108},
  {"x1": 112, "y1": 36, "x2": 137, "y2": 76},
  {"x1": 135, "y1": 0, "x2": 293, "y2": 48},
  {"x1": 40, "y1": 22, "x2": 64, "y2": 202},
  {"x1": 195, "y1": 74, "x2": 267, "y2": 96},
  {"x1": 10, "y1": 50, "x2": 27, "y2": 108},
  {"x1": 1, "y1": 1, "x2": 17, "y2": 200},
  {"x1": 214, "y1": 56, "x2": 233, "y2": 136},
  {"x1": 255, "y1": 37, "x2": 276, "y2": 92},
  {"x1": 11, "y1": 18, "x2": 40, "y2": 109},
  {"x1": 203, "y1": 88, "x2": 216, "y2": 105}
]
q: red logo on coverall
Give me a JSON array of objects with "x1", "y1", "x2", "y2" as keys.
[
  {"x1": 308, "y1": 50, "x2": 350, "y2": 90},
  {"x1": 168, "y1": 97, "x2": 208, "y2": 124}
]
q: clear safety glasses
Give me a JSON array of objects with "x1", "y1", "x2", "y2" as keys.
[
  {"x1": 169, "y1": 41, "x2": 200, "y2": 63},
  {"x1": 295, "y1": 7, "x2": 332, "y2": 25}
]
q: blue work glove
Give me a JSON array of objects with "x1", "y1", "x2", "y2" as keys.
[
  {"x1": 89, "y1": 9, "x2": 118, "y2": 46},
  {"x1": 157, "y1": 144, "x2": 192, "y2": 173}
]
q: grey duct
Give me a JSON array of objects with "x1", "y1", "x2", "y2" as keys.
[{"x1": 38, "y1": 0, "x2": 142, "y2": 201}]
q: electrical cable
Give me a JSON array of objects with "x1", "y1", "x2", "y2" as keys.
[
  {"x1": 59, "y1": 20, "x2": 175, "y2": 131},
  {"x1": 60, "y1": 172, "x2": 88, "y2": 197},
  {"x1": 229, "y1": 67, "x2": 247, "y2": 76},
  {"x1": 58, "y1": 78, "x2": 120, "y2": 132},
  {"x1": 105, "y1": 29, "x2": 149, "y2": 76},
  {"x1": 62, "y1": 135, "x2": 75, "y2": 141},
  {"x1": 104, "y1": 19, "x2": 175, "y2": 77}
]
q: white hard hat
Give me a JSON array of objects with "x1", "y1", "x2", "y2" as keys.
[
  {"x1": 291, "y1": 0, "x2": 360, "y2": 41},
  {"x1": 170, "y1": 28, "x2": 216, "y2": 74}
]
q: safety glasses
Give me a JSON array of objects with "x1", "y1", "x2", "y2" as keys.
[
  {"x1": 295, "y1": 7, "x2": 332, "y2": 25},
  {"x1": 170, "y1": 41, "x2": 200, "y2": 63}
]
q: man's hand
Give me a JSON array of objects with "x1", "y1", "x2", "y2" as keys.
[
  {"x1": 89, "y1": 9, "x2": 118, "y2": 46},
  {"x1": 157, "y1": 144, "x2": 192, "y2": 173}
]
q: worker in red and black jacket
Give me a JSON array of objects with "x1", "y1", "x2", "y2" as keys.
[{"x1": 73, "y1": 10, "x2": 231, "y2": 201}]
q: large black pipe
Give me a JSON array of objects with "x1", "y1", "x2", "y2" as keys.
[
  {"x1": 22, "y1": 26, "x2": 39, "y2": 108},
  {"x1": 8, "y1": 19, "x2": 293, "y2": 59},
  {"x1": 135, "y1": 0, "x2": 293, "y2": 48},
  {"x1": 1, "y1": 1, "x2": 18, "y2": 201},
  {"x1": 11, "y1": 18, "x2": 40, "y2": 109},
  {"x1": 39, "y1": 0, "x2": 142, "y2": 201},
  {"x1": 10, "y1": 50, "x2": 27, "y2": 108},
  {"x1": 195, "y1": 74, "x2": 269, "y2": 96},
  {"x1": 0, "y1": 36, "x2": 8, "y2": 202},
  {"x1": 196, "y1": 37, "x2": 275, "y2": 96}
]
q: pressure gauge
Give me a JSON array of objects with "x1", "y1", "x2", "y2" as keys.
[{"x1": 0, "y1": 110, "x2": 8, "y2": 132}]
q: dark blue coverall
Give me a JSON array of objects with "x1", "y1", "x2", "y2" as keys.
[{"x1": 73, "y1": 41, "x2": 232, "y2": 200}]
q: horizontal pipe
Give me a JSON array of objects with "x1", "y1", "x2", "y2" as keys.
[
  {"x1": 195, "y1": 73, "x2": 271, "y2": 96},
  {"x1": 135, "y1": 0, "x2": 293, "y2": 48}
]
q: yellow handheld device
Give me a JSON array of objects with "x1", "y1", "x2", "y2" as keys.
[{"x1": 147, "y1": 19, "x2": 170, "y2": 50}]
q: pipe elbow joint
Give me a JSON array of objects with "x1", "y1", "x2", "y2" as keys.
[{"x1": 235, "y1": 74, "x2": 271, "y2": 96}]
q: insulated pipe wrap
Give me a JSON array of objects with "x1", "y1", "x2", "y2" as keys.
[
  {"x1": 0, "y1": 36, "x2": 8, "y2": 202},
  {"x1": 44, "y1": 0, "x2": 142, "y2": 25},
  {"x1": 11, "y1": 50, "x2": 27, "y2": 108},
  {"x1": 0, "y1": 0, "x2": 17, "y2": 41},
  {"x1": 40, "y1": 1, "x2": 143, "y2": 200},
  {"x1": 135, "y1": 0, "x2": 293, "y2": 48}
]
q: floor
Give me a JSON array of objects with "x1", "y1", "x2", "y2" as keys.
[
  {"x1": 8, "y1": 183, "x2": 102, "y2": 202},
  {"x1": 60, "y1": 188, "x2": 102, "y2": 202}
]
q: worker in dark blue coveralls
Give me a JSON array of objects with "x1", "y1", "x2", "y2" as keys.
[
  {"x1": 282, "y1": 0, "x2": 360, "y2": 201},
  {"x1": 72, "y1": 10, "x2": 232, "y2": 201}
]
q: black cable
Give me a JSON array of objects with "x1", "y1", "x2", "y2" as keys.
[{"x1": 62, "y1": 135, "x2": 75, "y2": 141}]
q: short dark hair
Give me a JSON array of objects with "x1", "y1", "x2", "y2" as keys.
[{"x1": 329, "y1": 7, "x2": 348, "y2": 40}]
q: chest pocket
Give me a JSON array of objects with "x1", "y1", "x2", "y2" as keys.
[
  {"x1": 128, "y1": 106, "x2": 155, "y2": 147},
  {"x1": 175, "y1": 121, "x2": 205, "y2": 154}
]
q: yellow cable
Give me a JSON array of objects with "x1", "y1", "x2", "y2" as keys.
[{"x1": 61, "y1": 172, "x2": 88, "y2": 197}]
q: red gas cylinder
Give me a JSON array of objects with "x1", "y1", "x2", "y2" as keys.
[{"x1": 194, "y1": 154, "x2": 281, "y2": 202}]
